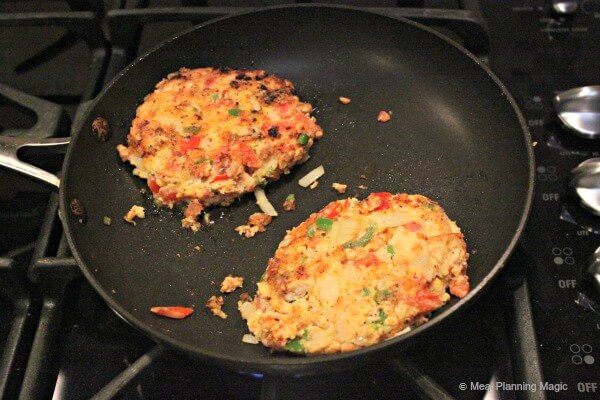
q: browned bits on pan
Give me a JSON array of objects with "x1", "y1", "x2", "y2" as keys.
[
  {"x1": 377, "y1": 111, "x2": 392, "y2": 122},
  {"x1": 206, "y1": 295, "x2": 227, "y2": 319},
  {"x1": 235, "y1": 212, "x2": 272, "y2": 238},
  {"x1": 220, "y1": 275, "x2": 244, "y2": 293},
  {"x1": 69, "y1": 198, "x2": 87, "y2": 223},
  {"x1": 339, "y1": 96, "x2": 351, "y2": 105},
  {"x1": 332, "y1": 182, "x2": 347, "y2": 194},
  {"x1": 283, "y1": 194, "x2": 296, "y2": 211},
  {"x1": 91, "y1": 117, "x2": 111, "y2": 141},
  {"x1": 248, "y1": 213, "x2": 272, "y2": 230}
]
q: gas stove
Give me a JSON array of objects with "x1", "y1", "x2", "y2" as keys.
[{"x1": 1, "y1": 1, "x2": 599, "y2": 399}]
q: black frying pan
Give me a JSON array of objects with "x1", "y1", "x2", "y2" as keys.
[{"x1": 0, "y1": 5, "x2": 533, "y2": 375}]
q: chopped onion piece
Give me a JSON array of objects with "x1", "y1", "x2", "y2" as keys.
[
  {"x1": 328, "y1": 219, "x2": 359, "y2": 249},
  {"x1": 394, "y1": 326, "x2": 412, "y2": 338},
  {"x1": 254, "y1": 188, "x2": 278, "y2": 217},
  {"x1": 242, "y1": 333, "x2": 260, "y2": 344},
  {"x1": 370, "y1": 213, "x2": 410, "y2": 229},
  {"x1": 298, "y1": 165, "x2": 325, "y2": 187}
]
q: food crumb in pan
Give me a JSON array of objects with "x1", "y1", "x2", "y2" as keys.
[
  {"x1": 194, "y1": 245, "x2": 202, "y2": 251},
  {"x1": 102, "y1": 216, "x2": 112, "y2": 226},
  {"x1": 332, "y1": 183, "x2": 347, "y2": 194},
  {"x1": 181, "y1": 218, "x2": 200, "y2": 231},
  {"x1": 220, "y1": 275, "x2": 244, "y2": 293},
  {"x1": 235, "y1": 212, "x2": 272, "y2": 238},
  {"x1": 91, "y1": 116, "x2": 111, "y2": 142},
  {"x1": 235, "y1": 225, "x2": 259, "y2": 238},
  {"x1": 338, "y1": 96, "x2": 351, "y2": 105},
  {"x1": 360, "y1": 174, "x2": 368, "y2": 180},
  {"x1": 532, "y1": 141, "x2": 538, "y2": 147},
  {"x1": 283, "y1": 193, "x2": 296, "y2": 211},
  {"x1": 206, "y1": 295, "x2": 227, "y2": 319},
  {"x1": 124, "y1": 205, "x2": 145, "y2": 225},
  {"x1": 358, "y1": 184, "x2": 368, "y2": 190},
  {"x1": 283, "y1": 194, "x2": 296, "y2": 211},
  {"x1": 202, "y1": 212, "x2": 213, "y2": 226},
  {"x1": 180, "y1": 199, "x2": 204, "y2": 232},
  {"x1": 69, "y1": 198, "x2": 87, "y2": 224},
  {"x1": 242, "y1": 333, "x2": 260, "y2": 344},
  {"x1": 248, "y1": 213, "x2": 273, "y2": 228},
  {"x1": 309, "y1": 180, "x2": 319, "y2": 189},
  {"x1": 377, "y1": 110, "x2": 392, "y2": 122}
]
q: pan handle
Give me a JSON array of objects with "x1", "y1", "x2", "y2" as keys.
[{"x1": 0, "y1": 135, "x2": 70, "y2": 189}]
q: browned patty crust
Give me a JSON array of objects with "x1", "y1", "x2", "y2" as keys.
[{"x1": 117, "y1": 67, "x2": 323, "y2": 229}]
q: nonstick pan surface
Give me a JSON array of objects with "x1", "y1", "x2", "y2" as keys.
[{"x1": 59, "y1": 5, "x2": 533, "y2": 375}]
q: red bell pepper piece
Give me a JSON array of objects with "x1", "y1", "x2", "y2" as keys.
[
  {"x1": 321, "y1": 201, "x2": 344, "y2": 219},
  {"x1": 212, "y1": 172, "x2": 229, "y2": 182},
  {"x1": 415, "y1": 290, "x2": 441, "y2": 313},
  {"x1": 404, "y1": 221, "x2": 422, "y2": 232},
  {"x1": 150, "y1": 306, "x2": 194, "y2": 319},
  {"x1": 450, "y1": 276, "x2": 470, "y2": 298},
  {"x1": 371, "y1": 192, "x2": 392, "y2": 211},
  {"x1": 178, "y1": 134, "x2": 201, "y2": 153},
  {"x1": 148, "y1": 178, "x2": 161, "y2": 194},
  {"x1": 237, "y1": 142, "x2": 261, "y2": 169}
]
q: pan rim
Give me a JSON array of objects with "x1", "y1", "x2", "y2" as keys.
[{"x1": 60, "y1": 3, "x2": 535, "y2": 374}]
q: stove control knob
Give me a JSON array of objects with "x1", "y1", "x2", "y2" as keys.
[
  {"x1": 554, "y1": 86, "x2": 600, "y2": 138},
  {"x1": 570, "y1": 158, "x2": 600, "y2": 215},
  {"x1": 589, "y1": 246, "x2": 600, "y2": 295},
  {"x1": 553, "y1": 0, "x2": 579, "y2": 14}
]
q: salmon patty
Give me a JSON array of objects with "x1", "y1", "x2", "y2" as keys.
[
  {"x1": 238, "y1": 193, "x2": 469, "y2": 354},
  {"x1": 117, "y1": 67, "x2": 323, "y2": 230}
]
